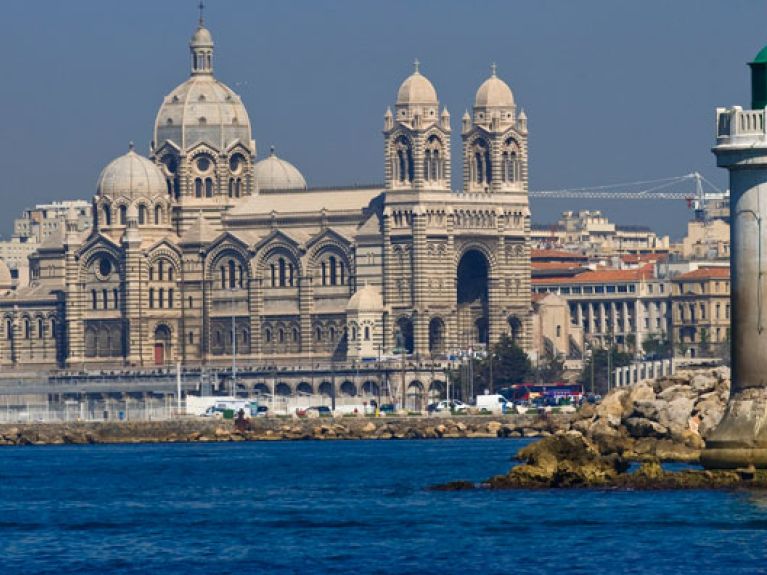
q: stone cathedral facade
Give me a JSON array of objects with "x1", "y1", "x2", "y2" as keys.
[{"x1": 0, "y1": 18, "x2": 531, "y2": 370}]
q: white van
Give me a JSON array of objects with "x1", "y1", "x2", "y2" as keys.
[{"x1": 476, "y1": 394, "x2": 513, "y2": 414}]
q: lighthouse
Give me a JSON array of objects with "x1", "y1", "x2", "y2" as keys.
[{"x1": 703, "y1": 45, "x2": 767, "y2": 468}]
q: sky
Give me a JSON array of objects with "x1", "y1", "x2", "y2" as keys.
[{"x1": 0, "y1": 0, "x2": 763, "y2": 240}]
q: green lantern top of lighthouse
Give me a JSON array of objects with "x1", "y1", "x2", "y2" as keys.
[{"x1": 749, "y1": 44, "x2": 767, "y2": 109}]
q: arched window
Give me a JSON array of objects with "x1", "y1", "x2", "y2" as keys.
[
  {"x1": 238, "y1": 265, "x2": 244, "y2": 288},
  {"x1": 24, "y1": 319, "x2": 30, "y2": 339},
  {"x1": 228, "y1": 178, "x2": 234, "y2": 198},
  {"x1": 394, "y1": 136, "x2": 414, "y2": 184},
  {"x1": 472, "y1": 140, "x2": 491, "y2": 185},
  {"x1": 195, "y1": 178, "x2": 203, "y2": 198},
  {"x1": 228, "y1": 260, "x2": 236, "y2": 289},
  {"x1": 243, "y1": 330, "x2": 249, "y2": 344},
  {"x1": 265, "y1": 328, "x2": 272, "y2": 343},
  {"x1": 119, "y1": 205, "x2": 127, "y2": 225},
  {"x1": 5, "y1": 319, "x2": 12, "y2": 340},
  {"x1": 188, "y1": 332, "x2": 194, "y2": 344},
  {"x1": 138, "y1": 205, "x2": 147, "y2": 225},
  {"x1": 315, "y1": 326, "x2": 322, "y2": 341},
  {"x1": 288, "y1": 263, "x2": 294, "y2": 287},
  {"x1": 321, "y1": 262, "x2": 327, "y2": 286},
  {"x1": 340, "y1": 262, "x2": 345, "y2": 286},
  {"x1": 235, "y1": 179, "x2": 242, "y2": 197},
  {"x1": 168, "y1": 267, "x2": 174, "y2": 282},
  {"x1": 101, "y1": 288, "x2": 107, "y2": 309},
  {"x1": 37, "y1": 318, "x2": 44, "y2": 339},
  {"x1": 154, "y1": 205, "x2": 162, "y2": 225},
  {"x1": 352, "y1": 325, "x2": 358, "y2": 341},
  {"x1": 204, "y1": 178, "x2": 213, "y2": 198},
  {"x1": 270, "y1": 264, "x2": 276, "y2": 287},
  {"x1": 49, "y1": 318, "x2": 56, "y2": 338},
  {"x1": 329, "y1": 326, "x2": 336, "y2": 341},
  {"x1": 113, "y1": 288, "x2": 119, "y2": 309},
  {"x1": 158, "y1": 260, "x2": 164, "y2": 281},
  {"x1": 329, "y1": 256, "x2": 337, "y2": 286},
  {"x1": 103, "y1": 205, "x2": 111, "y2": 226},
  {"x1": 149, "y1": 267, "x2": 154, "y2": 281},
  {"x1": 168, "y1": 289, "x2": 174, "y2": 308},
  {"x1": 91, "y1": 289, "x2": 97, "y2": 310},
  {"x1": 220, "y1": 266, "x2": 226, "y2": 289},
  {"x1": 364, "y1": 326, "x2": 370, "y2": 341},
  {"x1": 188, "y1": 296, "x2": 193, "y2": 309},
  {"x1": 279, "y1": 258, "x2": 286, "y2": 287},
  {"x1": 293, "y1": 327, "x2": 299, "y2": 342},
  {"x1": 158, "y1": 288, "x2": 165, "y2": 309},
  {"x1": 149, "y1": 288, "x2": 155, "y2": 308},
  {"x1": 278, "y1": 328, "x2": 285, "y2": 343}
]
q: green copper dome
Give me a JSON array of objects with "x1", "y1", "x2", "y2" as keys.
[
  {"x1": 753, "y1": 44, "x2": 767, "y2": 64},
  {"x1": 750, "y1": 45, "x2": 767, "y2": 109}
]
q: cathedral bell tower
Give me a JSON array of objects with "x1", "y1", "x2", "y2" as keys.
[
  {"x1": 462, "y1": 65, "x2": 528, "y2": 195},
  {"x1": 384, "y1": 61, "x2": 451, "y2": 192}
]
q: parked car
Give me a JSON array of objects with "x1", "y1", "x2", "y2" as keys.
[
  {"x1": 379, "y1": 403, "x2": 396, "y2": 414},
  {"x1": 431, "y1": 400, "x2": 469, "y2": 413},
  {"x1": 306, "y1": 406, "x2": 332, "y2": 417}
]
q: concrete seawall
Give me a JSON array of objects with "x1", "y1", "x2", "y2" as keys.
[{"x1": 0, "y1": 415, "x2": 570, "y2": 446}]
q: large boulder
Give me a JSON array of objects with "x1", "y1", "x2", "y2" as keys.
[
  {"x1": 658, "y1": 396, "x2": 695, "y2": 431},
  {"x1": 658, "y1": 384, "x2": 697, "y2": 402},
  {"x1": 690, "y1": 373, "x2": 718, "y2": 394},
  {"x1": 628, "y1": 382, "x2": 656, "y2": 404},
  {"x1": 594, "y1": 388, "x2": 630, "y2": 427},
  {"x1": 624, "y1": 417, "x2": 668, "y2": 439}
]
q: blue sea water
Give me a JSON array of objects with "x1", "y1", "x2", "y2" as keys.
[{"x1": 0, "y1": 439, "x2": 766, "y2": 575}]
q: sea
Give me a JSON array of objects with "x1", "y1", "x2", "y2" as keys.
[{"x1": 0, "y1": 438, "x2": 765, "y2": 574}]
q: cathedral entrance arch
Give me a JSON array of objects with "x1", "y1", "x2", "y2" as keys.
[
  {"x1": 154, "y1": 325, "x2": 171, "y2": 365},
  {"x1": 457, "y1": 249, "x2": 489, "y2": 349}
]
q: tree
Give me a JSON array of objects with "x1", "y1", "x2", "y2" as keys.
[
  {"x1": 699, "y1": 328, "x2": 710, "y2": 356},
  {"x1": 535, "y1": 347, "x2": 565, "y2": 383},
  {"x1": 454, "y1": 335, "x2": 533, "y2": 397},
  {"x1": 579, "y1": 345, "x2": 632, "y2": 396},
  {"x1": 624, "y1": 333, "x2": 636, "y2": 354},
  {"x1": 642, "y1": 333, "x2": 671, "y2": 359}
]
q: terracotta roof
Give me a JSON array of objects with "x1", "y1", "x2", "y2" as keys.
[
  {"x1": 621, "y1": 253, "x2": 668, "y2": 264},
  {"x1": 532, "y1": 267, "x2": 654, "y2": 286},
  {"x1": 531, "y1": 262, "x2": 585, "y2": 271},
  {"x1": 675, "y1": 267, "x2": 730, "y2": 281},
  {"x1": 531, "y1": 249, "x2": 588, "y2": 261}
]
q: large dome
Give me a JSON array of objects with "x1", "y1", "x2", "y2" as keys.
[
  {"x1": 253, "y1": 148, "x2": 307, "y2": 191},
  {"x1": 154, "y1": 76, "x2": 252, "y2": 151},
  {"x1": 97, "y1": 148, "x2": 167, "y2": 200},
  {"x1": 397, "y1": 69, "x2": 438, "y2": 106},
  {"x1": 474, "y1": 72, "x2": 514, "y2": 109}
]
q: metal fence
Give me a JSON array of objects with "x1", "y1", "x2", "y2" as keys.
[{"x1": 0, "y1": 396, "x2": 177, "y2": 424}]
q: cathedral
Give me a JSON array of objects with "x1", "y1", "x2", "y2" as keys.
[{"x1": 0, "y1": 16, "x2": 531, "y2": 370}]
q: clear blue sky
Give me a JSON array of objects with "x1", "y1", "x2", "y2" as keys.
[{"x1": 0, "y1": 0, "x2": 763, "y2": 239}]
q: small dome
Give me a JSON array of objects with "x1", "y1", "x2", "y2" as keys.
[
  {"x1": 474, "y1": 71, "x2": 514, "y2": 109},
  {"x1": 0, "y1": 259, "x2": 12, "y2": 290},
  {"x1": 191, "y1": 25, "x2": 213, "y2": 47},
  {"x1": 346, "y1": 285, "x2": 383, "y2": 313},
  {"x1": 253, "y1": 148, "x2": 307, "y2": 191},
  {"x1": 97, "y1": 147, "x2": 167, "y2": 200},
  {"x1": 397, "y1": 64, "x2": 438, "y2": 106}
]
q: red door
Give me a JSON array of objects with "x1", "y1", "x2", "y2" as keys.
[{"x1": 154, "y1": 343, "x2": 165, "y2": 365}]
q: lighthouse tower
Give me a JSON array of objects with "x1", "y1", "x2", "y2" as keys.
[{"x1": 703, "y1": 45, "x2": 767, "y2": 468}]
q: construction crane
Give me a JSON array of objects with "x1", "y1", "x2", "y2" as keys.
[{"x1": 530, "y1": 173, "x2": 725, "y2": 212}]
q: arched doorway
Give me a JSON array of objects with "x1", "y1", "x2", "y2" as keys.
[
  {"x1": 296, "y1": 382, "x2": 313, "y2": 396},
  {"x1": 361, "y1": 380, "x2": 380, "y2": 397},
  {"x1": 340, "y1": 381, "x2": 357, "y2": 397},
  {"x1": 318, "y1": 381, "x2": 333, "y2": 397},
  {"x1": 154, "y1": 325, "x2": 171, "y2": 365},
  {"x1": 457, "y1": 249, "x2": 489, "y2": 348},
  {"x1": 429, "y1": 317, "x2": 446, "y2": 354},
  {"x1": 395, "y1": 317, "x2": 414, "y2": 354},
  {"x1": 275, "y1": 383, "x2": 291, "y2": 397},
  {"x1": 428, "y1": 380, "x2": 446, "y2": 402}
]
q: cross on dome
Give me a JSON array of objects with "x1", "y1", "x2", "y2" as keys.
[
  {"x1": 491, "y1": 63, "x2": 497, "y2": 76},
  {"x1": 414, "y1": 59, "x2": 420, "y2": 74},
  {"x1": 198, "y1": 0, "x2": 205, "y2": 25}
]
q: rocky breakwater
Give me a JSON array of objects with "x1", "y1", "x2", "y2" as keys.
[
  {"x1": 434, "y1": 433, "x2": 767, "y2": 490},
  {"x1": 0, "y1": 414, "x2": 571, "y2": 446},
  {"x1": 569, "y1": 367, "x2": 730, "y2": 462}
]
